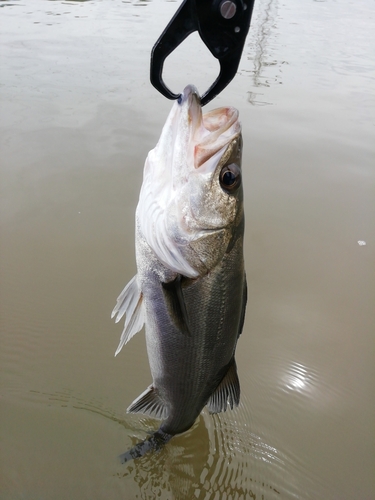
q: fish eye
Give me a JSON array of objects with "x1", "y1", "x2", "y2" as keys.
[{"x1": 219, "y1": 163, "x2": 241, "y2": 192}]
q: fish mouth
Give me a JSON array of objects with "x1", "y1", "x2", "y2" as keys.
[{"x1": 177, "y1": 85, "x2": 240, "y2": 170}]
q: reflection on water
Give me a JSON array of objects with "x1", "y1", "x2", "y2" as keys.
[
  {"x1": 246, "y1": 0, "x2": 281, "y2": 105},
  {"x1": 250, "y1": 0, "x2": 279, "y2": 87},
  {"x1": 10, "y1": 387, "x2": 285, "y2": 499},
  {"x1": 17, "y1": 388, "x2": 291, "y2": 498},
  {"x1": 283, "y1": 362, "x2": 313, "y2": 393},
  {"x1": 117, "y1": 409, "x2": 284, "y2": 500}
]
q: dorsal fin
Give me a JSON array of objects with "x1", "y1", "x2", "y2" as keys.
[
  {"x1": 127, "y1": 386, "x2": 169, "y2": 420},
  {"x1": 112, "y1": 275, "x2": 145, "y2": 355},
  {"x1": 206, "y1": 358, "x2": 240, "y2": 414}
]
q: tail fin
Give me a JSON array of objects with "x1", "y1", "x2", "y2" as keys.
[{"x1": 119, "y1": 430, "x2": 172, "y2": 464}]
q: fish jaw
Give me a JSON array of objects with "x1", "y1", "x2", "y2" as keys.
[{"x1": 137, "y1": 85, "x2": 243, "y2": 278}]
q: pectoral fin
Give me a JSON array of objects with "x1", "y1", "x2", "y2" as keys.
[
  {"x1": 127, "y1": 386, "x2": 169, "y2": 420},
  {"x1": 112, "y1": 275, "x2": 145, "y2": 355},
  {"x1": 207, "y1": 358, "x2": 240, "y2": 414},
  {"x1": 238, "y1": 273, "x2": 247, "y2": 339},
  {"x1": 162, "y1": 275, "x2": 190, "y2": 336}
]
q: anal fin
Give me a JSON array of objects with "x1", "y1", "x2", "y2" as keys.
[
  {"x1": 207, "y1": 358, "x2": 240, "y2": 414},
  {"x1": 127, "y1": 386, "x2": 169, "y2": 420}
]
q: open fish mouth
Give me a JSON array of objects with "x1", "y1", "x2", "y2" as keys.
[{"x1": 176, "y1": 84, "x2": 241, "y2": 170}]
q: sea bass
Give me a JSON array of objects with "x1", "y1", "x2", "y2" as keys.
[{"x1": 112, "y1": 85, "x2": 246, "y2": 462}]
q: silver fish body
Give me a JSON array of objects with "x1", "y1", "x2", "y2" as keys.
[{"x1": 112, "y1": 85, "x2": 246, "y2": 457}]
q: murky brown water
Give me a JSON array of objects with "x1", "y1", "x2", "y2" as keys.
[{"x1": 1, "y1": 0, "x2": 374, "y2": 498}]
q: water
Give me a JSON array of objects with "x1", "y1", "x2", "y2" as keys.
[{"x1": 1, "y1": 0, "x2": 374, "y2": 498}]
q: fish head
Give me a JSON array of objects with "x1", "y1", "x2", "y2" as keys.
[{"x1": 137, "y1": 85, "x2": 244, "y2": 278}]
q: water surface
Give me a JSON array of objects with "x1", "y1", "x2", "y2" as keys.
[{"x1": 1, "y1": 0, "x2": 374, "y2": 498}]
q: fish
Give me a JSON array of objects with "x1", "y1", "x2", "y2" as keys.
[{"x1": 112, "y1": 84, "x2": 247, "y2": 463}]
